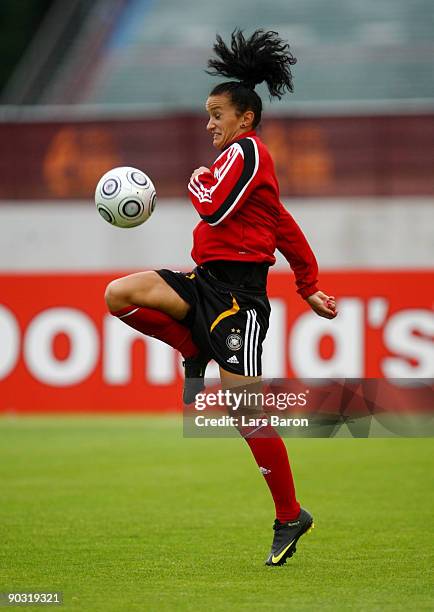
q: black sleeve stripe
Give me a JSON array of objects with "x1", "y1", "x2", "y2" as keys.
[{"x1": 201, "y1": 137, "x2": 259, "y2": 226}]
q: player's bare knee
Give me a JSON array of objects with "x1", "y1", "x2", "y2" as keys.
[
  {"x1": 105, "y1": 271, "x2": 161, "y2": 312},
  {"x1": 105, "y1": 279, "x2": 129, "y2": 312}
]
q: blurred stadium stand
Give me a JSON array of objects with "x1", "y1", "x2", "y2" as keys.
[
  {"x1": 2, "y1": 0, "x2": 434, "y2": 107},
  {"x1": 0, "y1": 0, "x2": 125, "y2": 106},
  {"x1": 0, "y1": 0, "x2": 433, "y2": 200},
  {"x1": 81, "y1": 0, "x2": 434, "y2": 108},
  {"x1": 0, "y1": 0, "x2": 55, "y2": 93}
]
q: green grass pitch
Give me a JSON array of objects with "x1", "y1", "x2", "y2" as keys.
[{"x1": 0, "y1": 416, "x2": 433, "y2": 611}]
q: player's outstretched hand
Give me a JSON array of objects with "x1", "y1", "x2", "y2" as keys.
[
  {"x1": 306, "y1": 291, "x2": 337, "y2": 319},
  {"x1": 190, "y1": 166, "x2": 210, "y2": 181}
]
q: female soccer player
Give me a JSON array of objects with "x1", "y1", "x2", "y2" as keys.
[{"x1": 105, "y1": 29, "x2": 337, "y2": 566}]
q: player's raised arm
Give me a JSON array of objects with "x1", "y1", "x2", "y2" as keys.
[{"x1": 188, "y1": 125, "x2": 259, "y2": 224}]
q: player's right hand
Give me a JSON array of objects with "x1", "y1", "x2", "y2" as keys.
[{"x1": 306, "y1": 291, "x2": 337, "y2": 319}]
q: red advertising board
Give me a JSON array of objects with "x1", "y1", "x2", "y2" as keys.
[{"x1": 0, "y1": 271, "x2": 433, "y2": 413}]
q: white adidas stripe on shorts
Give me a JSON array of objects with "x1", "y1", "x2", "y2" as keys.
[{"x1": 243, "y1": 309, "x2": 260, "y2": 376}]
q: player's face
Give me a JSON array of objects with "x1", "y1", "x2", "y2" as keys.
[{"x1": 206, "y1": 94, "x2": 247, "y2": 150}]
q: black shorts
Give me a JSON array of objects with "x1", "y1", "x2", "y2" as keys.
[{"x1": 157, "y1": 261, "x2": 271, "y2": 376}]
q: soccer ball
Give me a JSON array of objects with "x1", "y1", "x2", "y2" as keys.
[{"x1": 95, "y1": 166, "x2": 156, "y2": 228}]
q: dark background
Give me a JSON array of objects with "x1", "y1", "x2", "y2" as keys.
[{"x1": 0, "y1": 0, "x2": 55, "y2": 91}]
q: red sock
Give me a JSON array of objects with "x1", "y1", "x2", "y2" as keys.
[
  {"x1": 111, "y1": 305, "x2": 199, "y2": 358},
  {"x1": 243, "y1": 425, "x2": 300, "y2": 522}
]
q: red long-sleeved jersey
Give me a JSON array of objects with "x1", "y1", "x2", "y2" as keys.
[{"x1": 188, "y1": 130, "x2": 319, "y2": 299}]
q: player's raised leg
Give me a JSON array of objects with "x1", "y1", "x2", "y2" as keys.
[
  {"x1": 219, "y1": 367, "x2": 313, "y2": 566},
  {"x1": 105, "y1": 270, "x2": 189, "y2": 318},
  {"x1": 105, "y1": 271, "x2": 207, "y2": 403}
]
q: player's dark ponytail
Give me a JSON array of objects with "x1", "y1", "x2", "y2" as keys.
[{"x1": 207, "y1": 29, "x2": 297, "y2": 128}]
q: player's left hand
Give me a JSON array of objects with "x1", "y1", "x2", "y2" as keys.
[
  {"x1": 306, "y1": 291, "x2": 337, "y2": 319},
  {"x1": 190, "y1": 166, "x2": 210, "y2": 181}
]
